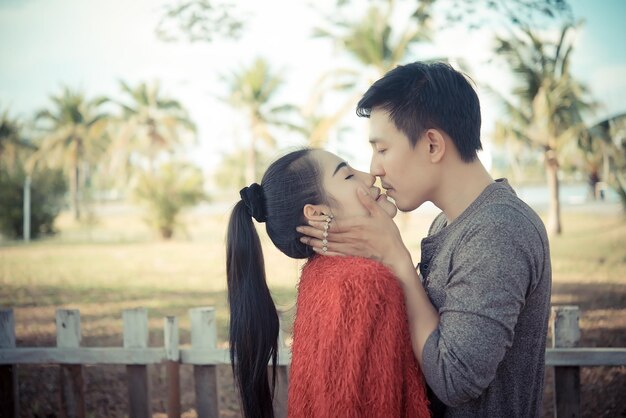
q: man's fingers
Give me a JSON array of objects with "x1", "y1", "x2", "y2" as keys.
[
  {"x1": 297, "y1": 225, "x2": 325, "y2": 240},
  {"x1": 300, "y1": 236, "x2": 333, "y2": 249},
  {"x1": 305, "y1": 215, "x2": 365, "y2": 234},
  {"x1": 304, "y1": 220, "x2": 328, "y2": 233},
  {"x1": 300, "y1": 232, "x2": 376, "y2": 259},
  {"x1": 306, "y1": 218, "x2": 347, "y2": 233},
  {"x1": 357, "y1": 186, "x2": 381, "y2": 216},
  {"x1": 311, "y1": 246, "x2": 344, "y2": 257},
  {"x1": 303, "y1": 237, "x2": 350, "y2": 257},
  {"x1": 297, "y1": 222, "x2": 353, "y2": 242},
  {"x1": 300, "y1": 236, "x2": 320, "y2": 248}
]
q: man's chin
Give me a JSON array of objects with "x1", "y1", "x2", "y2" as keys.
[
  {"x1": 385, "y1": 193, "x2": 426, "y2": 214},
  {"x1": 396, "y1": 200, "x2": 422, "y2": 213}
]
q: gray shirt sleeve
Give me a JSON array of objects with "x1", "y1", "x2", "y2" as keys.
[{"x1": 421, "y1": 213, "x2": 540, "y2": 406}]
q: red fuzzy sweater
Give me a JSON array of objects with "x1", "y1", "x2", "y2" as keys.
[{"x1": 287, "y1": 256, "x2": 430, "y2": 418}]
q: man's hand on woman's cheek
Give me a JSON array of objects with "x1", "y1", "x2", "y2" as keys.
[{"x1": 296, "y1": 187, "x2": 412, "y2": 270}]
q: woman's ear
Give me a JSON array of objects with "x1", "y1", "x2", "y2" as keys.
[
  {"x1": 303, "y1": 204, "x2": 331, "y2": 222},
  {"x1": 425, "y1": 129, "x2": 446, "y2": 163}
]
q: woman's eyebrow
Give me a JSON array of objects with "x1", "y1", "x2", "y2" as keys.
[{"x1": 332, "y1": 162, "x2": 348, "y2": 177}]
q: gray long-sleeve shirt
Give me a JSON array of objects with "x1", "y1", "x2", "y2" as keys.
[{"x1": 420, "y1": 179, "x2": 552, "y2": 418}]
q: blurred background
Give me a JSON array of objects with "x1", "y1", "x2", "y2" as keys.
[{"x1": 1, "y1": 0, "x2": 625, "y2": 416}]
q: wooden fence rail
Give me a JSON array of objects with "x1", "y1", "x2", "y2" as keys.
[{"x1": 1, "y1": 305, "x2": 625, "y2": 418}]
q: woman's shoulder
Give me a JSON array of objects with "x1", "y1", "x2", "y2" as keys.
[
  {"x1": 300, "y1": 256, "x2": 398, "y2": 294},
  {"x1": 304, "y1": 255, "x2": 392, "y2": 276}
]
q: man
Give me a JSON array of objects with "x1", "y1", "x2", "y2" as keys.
[{"x1": 297, "y1": 62, "x2": 552, "y2": 417}]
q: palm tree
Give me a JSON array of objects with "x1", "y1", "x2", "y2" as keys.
[
  {"x1": 0, "y1": 109, "x2": 36, "y2": 171},
  {"x1": 155, "y1": 0, "x2": 245, "y2": 43},
  {"x1": 292, "y1": 70, "x2": 357, "y2": 147},
  {"x1": 581, "y1": 113, "x2": 626, "y2": 212},
  {"x1": 298, "y1": 109, "x2": 353, "y2": 148},
  {"x1": 223, "y1": 57, "x2": 298, "y2": 184},
  {"x1": 492, "y1": 23, "x2": 596, "y2": 235},
  {"x1": 315, "y1": 0, "x2": 434, "y2": 77},
  {"x1": 112, "y1": 80, "x2": 196, "y2": 175},
  {"x1": 31, "y1": 88, "x2": 109, "y2": 220},
  {"x1": 309, "y1": 1, "x2": 436, "y2": 230},
  {"x1": 301, "y1": 0, "x2": 435, "y2": 147},
  {"x1": 214, "y1": 148, "x2": 272, "y2": 191}
]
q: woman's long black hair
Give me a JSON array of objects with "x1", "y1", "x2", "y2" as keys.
[{"x1": 226, "y1": 149, "x2": 327, "y2": 418}]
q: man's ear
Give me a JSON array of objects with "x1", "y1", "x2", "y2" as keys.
[
  {"x1": 303, "y1": 204, "x2": 331, "y2": 222},
  {"x1": 424, "y1": 129, "x2": 446, "y2": 163}
]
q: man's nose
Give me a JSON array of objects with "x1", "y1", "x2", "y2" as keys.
[{"x1": 370, "y1": 158, "x2": 384, "y2": 177}]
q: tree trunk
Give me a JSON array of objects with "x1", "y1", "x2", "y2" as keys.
[
  {"x1": 71, "y1": 153, "x2": 81, "y2": 221},
  {"x1": 149, "y1": 128, "x2": 159, "y2": 175},
  {"x1": 160, "y1": 226, "x2": 174, "y2": 240},
  {"x1": 545, "y1": 149, "x2": 561, "y2": 236},
  {"x1": 612, "y1": 171, "x2": 626, "y2": 215},
  {"x1": 68, "y1": 139, "x2": 84, "y2": 221}
]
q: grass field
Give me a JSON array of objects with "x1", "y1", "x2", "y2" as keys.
[{"x1": 1, "y1": 201, "x2": 625, "y2": 417}]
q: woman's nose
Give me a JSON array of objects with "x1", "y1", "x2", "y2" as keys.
[{"x1": 356, "y1": 169, "x2": 375, "y2": 186}]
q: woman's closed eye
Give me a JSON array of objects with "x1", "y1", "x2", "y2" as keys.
[{"x1": 342, "y1": 165, "x2": 354, "y2": 180}]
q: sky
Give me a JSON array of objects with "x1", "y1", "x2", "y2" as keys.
[{"x1": 1, "y1": 0, "x2": 625, "y2": 176}]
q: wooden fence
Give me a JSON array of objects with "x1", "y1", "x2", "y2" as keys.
[{"x1": 1, "y1": 305, "x2": 625, "y2": 418}]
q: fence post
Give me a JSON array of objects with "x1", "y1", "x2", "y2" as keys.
[
  {"x1": 190, "y1": 307, "x2": 219, "y2": 418},
  {"x1": 123, "y1": 308, "x2": 151, "y2": 418},
  {"x1": 273, "y1": 310, "x2": 289, "y2": 418},
  {"x1": 0, "y1": 309, "x2": 18, "y2": 418},
  {"x1": 56, "y1": 309, "x2": 85, "y2": 418},
  {"x1": 164, "y1": 316, "x2": 180, "y2": 418},
  {"x1": 552, "y1": 305, "x2": 581, "y2": 418}
]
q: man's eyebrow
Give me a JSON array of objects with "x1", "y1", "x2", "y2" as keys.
[
  {"x1": 369, "y1": 137, "x2": 382, "y2": 144},
  {"x1": 333, "y1": 162, "x2": 348, "y2": 176}
]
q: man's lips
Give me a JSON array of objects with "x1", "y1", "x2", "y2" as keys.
[{"x1": 371, "y1": 185, "x2": 393, "y2": 201}]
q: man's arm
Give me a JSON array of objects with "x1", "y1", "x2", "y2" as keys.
[
  {"x1": 420, "y1": 215, "x2": 537, "y2": 406},
  {"x1": 296, "y1": 186, "x2": 439, "y2": 366}
]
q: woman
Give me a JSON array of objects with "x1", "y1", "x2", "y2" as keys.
[{"x1": 227, "y1": 148, "x2": 430, "y2": 418}]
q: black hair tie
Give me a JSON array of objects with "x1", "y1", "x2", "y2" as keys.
[{"x1": 240, "y1": 183, "x2": 267, "y2": 223}]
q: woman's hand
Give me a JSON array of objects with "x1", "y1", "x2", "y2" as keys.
[{"x1": 297, "y1": 186, "x2": 412, "y2": 274}]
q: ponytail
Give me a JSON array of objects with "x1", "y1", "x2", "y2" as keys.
[
  {"x1": 226, "y1": 199, "x2": 279, "y2": 418},
  {"x1": 225, "y1": 150, "x2": 327, "y2": 416}
]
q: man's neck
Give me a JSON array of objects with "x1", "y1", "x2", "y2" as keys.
[{"x1": 433, "y1": 159, "x2": 494, "y2": 223}]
